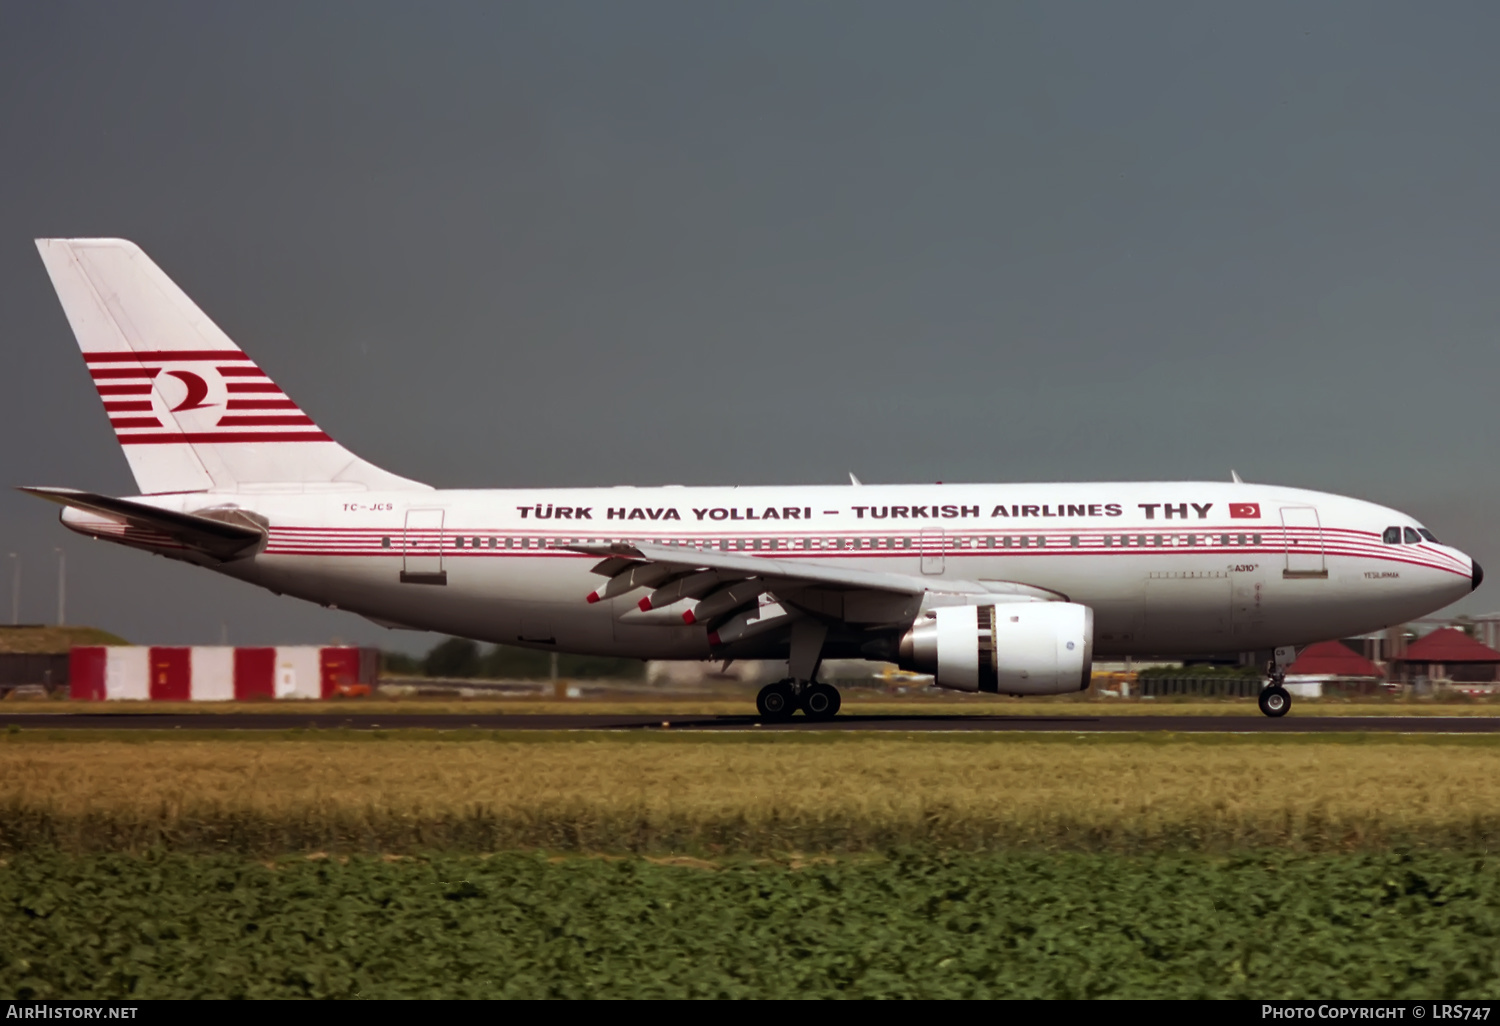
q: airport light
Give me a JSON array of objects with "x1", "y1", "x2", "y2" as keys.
[{"x1": 54, "y1": 548, "x2": 65, "y2": 626}]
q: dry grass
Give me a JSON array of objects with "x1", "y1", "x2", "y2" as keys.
[{"x1": 3, "y1": 735, "x2": 1500, "y2": 855}]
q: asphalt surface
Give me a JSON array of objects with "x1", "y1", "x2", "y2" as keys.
[{"x1": 2, "y1": 712, "x2": 1499, "y2": 733}]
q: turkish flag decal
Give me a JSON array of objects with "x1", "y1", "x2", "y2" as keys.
[{"x1": 1229, "y1": 503, "x2": 1261, "y2": 519}]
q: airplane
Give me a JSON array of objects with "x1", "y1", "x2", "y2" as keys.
[{"x1": 22, "y1": 238, "x2": 1482, "y2": 719}]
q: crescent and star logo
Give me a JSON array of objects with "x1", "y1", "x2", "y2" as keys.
[
  {"x1": 86, "y1": 348, "x2": 328, "y2": 444},
  {"x1": 1229, "y1": 503, "x2": 1261, "y2": 519},
  {"x1": 163, "y1": 370, "x2": 214, "y2": 412}
]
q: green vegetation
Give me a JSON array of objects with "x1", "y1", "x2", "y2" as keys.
[
  {"x1": 381, "y1": 636, "x2": 646, "y2": 680},
  {"x1": 1135, "y1": 662, "x2": 1263, "y2": 679},
  {"x1": 6, "y1": 732, "x2": 1500, "y2": 999},
  {"x1": 4, "y1": 850, "x2": 1498, "y2": 998},
  {"x1": 0, "y1": 626, "x2": 128, "y2": 655}
]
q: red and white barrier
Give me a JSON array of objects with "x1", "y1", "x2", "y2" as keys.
[{"x1": 68, "y1": 646, "x2": 377, "y2": 701}]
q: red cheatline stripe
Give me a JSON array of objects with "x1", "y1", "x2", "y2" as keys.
[
  {"x1": 83, "y1": 350, "x2": 253, "y2": 363},
  {"x1": 89, "y1": 367, "x2": 157, "y2": 379},
  {"x1": 103, "y1": 400, "x2": 154, "y2": 412},
  {"x1": 116, "y1": 431, "x2": 332, "y2": 445},
  {"x1": 217, "y1": 366, "x2": 268, "y2": 376},
  {"x1": 226, "y1": 399, "x2": 298, "y2": 410},
  {"x1": 227, "y1": 383, "x2": 283, "y2": 393},
  {"x1": 216, "y1": 414, "x2": 317, "y2": 427},
  {"x1": 97, "y1": 384, "x2": 154, "y2": 395},
  {"x1": 109, "y1": 417, "x2": 164, "y2": 429}
]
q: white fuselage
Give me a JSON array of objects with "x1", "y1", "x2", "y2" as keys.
[{"x1": 87, "y1": 480, "x2": 1476, "y2": 663}]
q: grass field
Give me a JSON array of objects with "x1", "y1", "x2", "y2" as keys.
[
  {"x1": 6, "y1": 730, "x2": 1500, "y2": 999},
  {"x1": 5, "y1": 850, "x2": 1499, "y2": 998},
  {"x1": 5, "y1": 733, "x2": 1500, "y2": 855}
]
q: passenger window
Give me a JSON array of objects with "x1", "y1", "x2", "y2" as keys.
[
  {"x1": 1419, "y1": 529, "x2": 1439, "y2": 543},
  {"x1": 381, "y1": 537, "x2": 391, "y2": 548},
  {"x1": 454, "y1": 537, "x2": 464, "y2": 549},
  {"x1": 1003, "y1": 537, "x2": 1013, "y2": 548},
  {"x1": 1070, "y1": 536, "x2": 1080, "y2": 547},
  {"x1": 1035, "y1": 536, "x2": 1046, "y2": 548},
  {"x1": 1383, "y1": 527, "x2": 1401, "y2": 545},
  {"x1": 1404, "y1": 527, "x2": 1421, "y2": 544}
]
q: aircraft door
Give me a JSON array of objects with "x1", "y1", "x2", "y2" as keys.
[
  {"x1": 1280, "y1": 507, "x2": 1327, "y2": 578},
  {"x1": 921, "y1": 528, "x2": 945, "y2": 575},
  {"x1": 401, "y1": 508, "x2": 448, "y2": 585}
]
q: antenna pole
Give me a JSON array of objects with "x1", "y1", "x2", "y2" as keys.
[{"x1": 55, "y1": 548, "x2": 65, "y2": 626}]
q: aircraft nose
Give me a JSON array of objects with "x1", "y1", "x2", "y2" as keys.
[{"x1": 1474, "y1": 560, "x2": 1485, "y2": 592}]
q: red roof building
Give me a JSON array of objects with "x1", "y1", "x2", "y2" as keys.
[
  {"x1": 1390, "y1": 628, "x2": 1500, "y2": 683},
  {"x1": 1286, "y1": 640, "x2": 1384, "y2": 679}
]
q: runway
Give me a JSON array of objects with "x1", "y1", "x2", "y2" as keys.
[{"x1": 3, "y1": 711, "x2": 1499, "y2": 733}]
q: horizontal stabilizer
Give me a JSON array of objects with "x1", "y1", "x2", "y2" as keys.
[{"x1": 19, "y1": 486, "x2": 267, "y2": 561}]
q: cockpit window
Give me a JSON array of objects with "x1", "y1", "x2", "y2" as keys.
[
  {"x1": 1382, "y1": 527, "x2": 1401, "y2": 544},
  {"x1": 1418, "y1": 528, "x2": 1439, "y2": 543},
  {"x1": 1404, "y1": 527, "x2": 1421, "y2": 544}
]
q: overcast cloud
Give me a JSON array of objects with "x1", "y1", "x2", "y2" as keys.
[{"x1": 3, "y1": 1, "x2": 1498, "y2": 650}]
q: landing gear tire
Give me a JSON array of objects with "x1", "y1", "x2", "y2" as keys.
[
  {"x1": 801, "y1": 682, "x2": 842, "y2": 721},
  {"x1": 756, "y1": 680, "x2": 797, "y2": 721},
  {"x1": 1258, "y1": 685, "x2": 1291, "y2": 718}
]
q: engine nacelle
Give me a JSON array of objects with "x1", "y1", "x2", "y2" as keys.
[{"x1": 897, "y1": 602, "x2": 1094, "y2": 695}]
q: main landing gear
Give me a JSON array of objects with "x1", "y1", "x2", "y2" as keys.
[
  {"x1": 753, "y1": 618, "x2": 839, "y2": 721},
  {"x1": 1258, "y1": 661, "x2": 1291, "y2": 718},
  {"x1": 756, "y1": 679, "x2": 842, "y2": 722}
]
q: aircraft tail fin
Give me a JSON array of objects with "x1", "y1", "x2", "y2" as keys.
[{"x1": 34, "y1": 238, "x2": 428, "y2": 495}]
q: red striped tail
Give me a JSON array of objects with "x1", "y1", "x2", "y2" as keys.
[
  {"x1": 36, "y1": 238, "x2": 427, "y2": 495},
  {"x1": 86, "y1": 348, "x2": 330, "y2": 446}
]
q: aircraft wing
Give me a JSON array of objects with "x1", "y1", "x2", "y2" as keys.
[
  {"x1": 563, "y1": 540, "x2": 1064, "y2": 636},
  {"x1": 19, "y1": 486, "x2": 268, "y2": 561}
]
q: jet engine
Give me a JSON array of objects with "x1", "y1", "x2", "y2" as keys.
[{"x1": 897, "y1": 602, "x2": 1093, "y2": 695}]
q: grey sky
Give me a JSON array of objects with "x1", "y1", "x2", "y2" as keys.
[{"x1": 3, "y1": 2, "x2": 1499, "y2": 650}]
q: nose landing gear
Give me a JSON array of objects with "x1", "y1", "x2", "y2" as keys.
[{"x1": 1259, "y1": 660, "x2": 1292, "y2": 718}]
